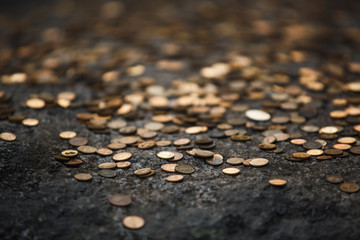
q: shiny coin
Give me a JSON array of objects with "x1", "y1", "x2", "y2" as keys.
[
  {"x1": 117, "y1": 161, "x2": 131, "y2": 168},
  {"x1": 333, "y1": 144, "x2": 351, "y2": 150},
  {"x1": 69, "y1": 137, "x2": 88, "y2": 147},
  {"x1": 185, "y1": 126, "x2": 207, "y2": 134},
  {"x1": 222, "y1": 167, "x2": 240, "y2": 175},
  {"x1": 77, "y1": 145, "x2": 97, "y2": 154},
  {"x1": 107, "y1": 142, "x2": 127, "y2": 150},
  {"x1": 175, "y1": 164, "x2": 194, "y2": 174},
  {"x1": 0, "y1": 132, "x2": 16, "y2": 141},
  {"x1": 139, "y1": 131, "x2": 157, "y2": 139},
  {"x1": 339, "y1": 183, "x2": 359, "y2": 193},
  {"x1": 156, "y1": 140, "x2": 171, "y2": 147},
  {"x1": 269, "y1": 179, "x2": 287, "y2": 186},
  {"x1": 226, "y1": 158, "x2": 244, "y2": 165},
  {"x1": 26, "y1": 98, "x2": 45, "y2": 109},
  {"x1": 292, "y1": 152, "x2": 311, "y2": 160},
  {"x1": 206, "y1": 153, "x2": 223, "y2": 166},
  {"x1": 166, "y1": 175, "x2": 184, "y2": 182},
  {"x1": 274, "y1": 133, "x2": 289, "y2": 142},
  {"x1": 161, "y1": 163, "x2": 178, "y2": 173},
  {"x1": 138, "y1": 141, "x2": 156, "y2": 149},
  {"x1": 319, "y1": 126, "x2": 339, "y2": 134},
  {"x1": 74, "y1": 173, "x2": 92, "y2": 182},
  {"x1": 59, "y1": 131, "x2": 77, "y2": 139},
  {"x1": 122, "y1": 216, "x2": 145, "y2": 229},
  {"x1": 113, "y1": 152, "x2": 132, "y2": 161},
  {"x1": 157, "y1": 151, "x2": 175, "y2": 160},
  {"x1": 249, "y1": 158, "x2": 269, "y2": 167},
  {"x1": 337, "y1": 137, "x2": 356, "y2": 144},
  {"x1": 22, "y1": 118, "x2": 39, "y2": 126},
  {"x1": 245, "y1": 109, "x2": 271, "y2": 121},
  {"x1": 194, "y1": 149, "x2": 214, "y2": 159},
  {"x1": 107, "y1": 120, "x2": 127, "y2": 129},
  {"x1": 134, "y1": 168, "x2": 152, "y2": 176},
  {"x1": 61, "y1": 150, "x2": 78, "y2": 157},
  {"x1": 325, "y1": 175, "x2": 343, "y2": 184},
  {"x1": 99, "y1": 170, "x2": 116, "y2": 178},
  {"x1": 173, "y1": 138, "x2": 191, "y2": 146},
  {"x1": 108, "y1": 194, "x2": 132, "y2": 207},
  {"x1": 96, "y1": 148, "x2": 113, "y2": 156},
  {"x1": 306, "y1": 149, "x2": 324, "y2": 156},
  {"x1": 98, "y1": 162, "x2": 117, "y2": 169},
  {"x1": 291, "y1": 139, "x2": 307, "y2": 145}
]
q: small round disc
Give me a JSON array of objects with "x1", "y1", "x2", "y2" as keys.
[
  {"x1": 157, "y1": 151, "x2": 175, "y2": 160},
  {"x1": 77, "y1": 145, "x2": 97, "y2": 154},
  {"x1": 59, "y1": 131, "x2": 77, "y2": 139},
  {"x1": 166, "y1": 175, "x2": 184, "y2": 182},
  {"x1": 222, "y1": 167, "x2": 240, "y2": 175},
  {"x1": 269, "y1": 179, "x2": 287, "y2": 186},
  {"x1": 117, "y1": 161, "x2": 131, "y2": 169},
  {"x1": 113, "y1": 152, "x2": 132, "y2": 161},
  {"x1": 99, "y1": 170, "x2": 117, "y2": 178},
  {"x1": 74, "y1": 173, "x2": 92, "y2": 182},
  {"x1": 61, "y1": 150, "x2": 78, "y2": 157},
  {"x1": 122, "y1": 216, "x2": 145, "y2": 229},
  {"x1": 0, "y1": 132, "x2": 16, "y2": 141},
  {"x1": 325, "y1": 175, "x2": 343, "y2": 184},
  {"x1": 161, "y1": 164, "x2": 178, "y2": 173},
  {"x1": 175, "y1": 164, "x2": 194, "y2": 174},
  {"x1": 98, "y1": 162, "x2": 117, "y2": 169},
  {"x1": 22, "y1": 118, "x2": 39, "y2": 126},
  {"x1": 96, "y1": 148, "x2": 113, "y2": 156},
  {"x1": 108, "y1": 194, "x2": 132, "y2": 207},
  {"x1": 134, "y1": 168, "x2": 152, "y2": 176},
  {"x1": 245, "y1": 109, "x2": 271, "y2": 121},
  {"x1": 226, "y1": 158, "x2": 244, "y2": 165},
  {"x1": 26, "y1": 98, "x2": 45, "y2": 109},
  {"x1": 339, "y1": 183, "x2": 359, "y2": 193},
  {"x1": 249, "y1": 158, "x2": 269, "y2": 167}
]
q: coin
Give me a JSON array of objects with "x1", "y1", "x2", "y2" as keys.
[
  {"x1": 325, "y1": 175, "x2": 343, "y2": 184},
  {"x1": 166, "y1": 175, "x2": 184, "y2": 182},
  {"x1": 156, "y1": 140, "x2": 171, "y2": 147},
  {"x1": 185, "y1": 126, "x2": 207, "y2": 134},
  {"x1": 139, "y1": 131, "x2": 157, "y2": 139},
  {"x1": 78, "y1": 145, "x2": 97, "y2": 154},
  {"x1": 303, "y1": 141, "x2": 322, "y2": 150},
  {"x1": 59, "y1": 131, "x2": 77, "y2": 139},
  {"x1": 306, "y1": 149, "x2": 324, "y2": 156},
  {"x1": 324, "y1": 149, "x2": 343, "y2": 156},
  {"x1": 290, "y1": 139, "x2": 307, "y2": 145},
  {"x1": 107, "y1": 142, "x2": 127, "y2": 150},
  {"x1": 301, "y1": 125, "x2": 319, "y2": 133},
  {"x1": 22, "y1": 118, "x2": 39, "y2": 126},
  {"x1": 274, "y1": 133, "x2": 289, "y2": 142},
  {"x1": 316, "y1": 155, "x2": 333, "y2": 160},
  {"x1": 64, "y1": 159, "x2": 83, "y2": 167},
  {"x1": 122, "y1": 216, "x2": 145, "y2": 229},
  {"x1": 61, "y1": 150, "x2": 78, "y2": 157},
  {"x1": 69, "y1": 137, "x2": 88, "y2": 146},
  {"x1": 96, "y1": 148, "x2": 113, "y2": 156},
  {"x1": 117, "y1": 161, "x2": 131, "y2": 168},
  {"x1": 54, "y1": 155, "x2": 70, "y2": 162},
  {"x1": 194, "y1": 149, "x2": 214, "y2": 159},
  {"x1": 99, "y1": 170, "x2": 117, "y2": 178},
  {"x1": 118, "y1": 136, "x2": 138, "y2": 145},
  {"x1": 170, "y1": 152, "x2": 183, "y2": 162},
  {"x1": 74, "y1": 173, "x2": 92, "y2": 182},
  {"x1": 113, "y1": 152, "x2": 132, "y2": 161},
  {"x1": 333, "y1": 144, "x2": 351, "y2": 150},
  {"x1": 138, "y1": 141, "x2": 156, "y2": 149},
  {"x1": 249, "y1": 158, "x2": 269, "y2": 167},
  {"x1": 98, "y1": 162, "x2": 117, "y2": 169},
  {"x1": 26, "y1": 98, "x2": 45, "y2": 109},
  {"x1": 245, "y1": 109, "x2": 271, "y2": 121},
  {"x1": 145, "y1": 122, "x2": 164, "y2": 131},
  {"x1": 231, "y1": 135, "x2": 251, "y2": 141},
  {"x1": 173, "y1": 138, "x2": 191, "y2": 146},
  {"x1": 206, "y1": 153, "x2": 223, "y2": 166},
  {"x1": 258, "y1": 143, "x2": 276, "y2": 150},
  {"x1": 269, "y1": 179, "x2": 287, "y2": 186},
  {"x1": 292, "y1": 152, "x2": 311, "y2": 160},
  {"x1": 0, "y1": 132, "x2": 16, "y2": 141},
  {"x1": 108, "y1": 194, "x2": 132, "y2": 207},
  {"x1": 263, "y1": 136, "x2": 276, "y2": 144},
  {"x1": 339, "y1": 183, "x2": 359, "y2": 193},
  {"x1": 161, "y1": 163, "x2": 178, "y2": 173},
  {"x1": 337, "y1": 137, "x2": 356, "y2": 144},
  {"x1": 350, "y1": 147, "x2": 360, "y2": 155},
  {"x1": 175, "y1": 164, "x2": 194, "y2": 174},
  {"x1": 107, "y1": 120, "x2": 127, "y2": 129},
  {"x1": 157, "y1": 151, "x2": 175, "y2": 160},
  {"x1": 222, "y1": 167, "x2": 240, "y2": 175},
  {"x1": 134, "y1": 168, "x2": 152, "y2": 176},
  {"x1": 226, "y1": 158, "x2": 244, "y2": 165},
  {"x1": 319, "y1": 126, "x2": 338, "y2": 134}
]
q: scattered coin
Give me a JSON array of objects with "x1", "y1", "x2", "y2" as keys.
[
  {"x1": 61, "y1": 150, "x2": 78, "y2": 157},
  {"x1": 107, "y1": 142, "x2": 127, "y2": 150},
  {"x1": 258, "y1": 143, "x2": 276, "y2": 150},
  {"x1": 78, "y1": 145, "x2": 97, "y2": 154},
  {"x1": 269, "y1": 179, "x2": 287, "y2": 186},
  {"x1": 98, "y1": 162, "x2": 117, "y2": 169},
  {"x1": 157, "y1": 151, "x2": 175, "y2": 160},
  {"x1": 22, "y1": 118, "x2": 39, "y2": 126},
  {"x1": 0, "y1": 132, "x2": 16, "y2": 141},
  {"x1": 325, "y1": 175, "x2": 343, "y2": 184},
  {"x1": 99, "y1": 170, "x2": 117, "y2": 178},
  {"x1": 117, "y1": 161, "x2": 131, "y2": 168},
  {"x1": 245, "y1": 109, "x2": 271, "y2": 121},
  {"x1": 173, "y1": 138, "x2": 191, "y2": 146},
  {"x1": 306, "y1": 149, "x2": 323, "y2": 156},
  {"x1": 156, "y1": 140, "x2": 172, "y2": 147},
  {"x1": 113, "y1": 152, "x2": 132, "y2": 161},
  {"x1": 134, "y1": 168, "x2": 152, "y2": 176},
  {"x1": 231, "y1": 135, "x2": 251, "y2": 141},
  {"x1": 339, "y1": 183, "x2": 359, "y2": 193},
  {"x1": 108, "y1": 194, "x2": 132, "y2": 207},
  {"x1": 316, "y1": 155, "x2": 333, "y2": 161},
  {"x1": 249, "y1": 158, "x2": 269, "y2": 167},
  {"x1": 324, "y1": 149, "x2": 343, "y2": 156},
  {"x1": 226, "y1": 158, "x2": 244, "y2": 165},
  {"x1": 292, "y1": 152, "x2": 311, "y2": 160},
  {"x1": 138, "y1": 141, "x2": 156, "y2": 149},
  {"x1": 161, "y1": 163, "x2": 178, "y2": 173},
  {"x1": 69, "y1": 137, "x2": 88, "y2": 146},
  {"x1": 96, "y1": 148, "x2": 113, "y2": 156},
  {"x1": 26, "y1": 98, "x2": 45, "y2": 109},
  {"x1": 206, "y1": 153, "x2": 223, "y2": 166},
  {"x1": 333, "y1": 144, "x2": 351, "y2": 150},
  {"x1": 59, "y1": 131, "x2": 77, "y2": 139},
  {"x1": 74, "y1": 173, "x2": 92, "y2": 182},
  {"x1": 64, "y1": 159, "x2": 83, "y2": 167},
  {"x1": 350, "y1": 147, "x2": 360, "y2": 155},
  {"x1": 122, "y1": 216, "x2": 145, "y2": 229},
  {"x1": 337, "y1": 137, "x2": 356, "y2": 144},
  {"x1": 222, "y1": 167, "x2": 240, "y2": 175},
  {"x1": 303, "y1": 141, "x2": 322, "y2": 150},
  {"x1": 291, "y1": 139, "x2": 307, "y2": 145},
  {"x1": 166, "y1": 175, "x2": 184, "y2": 182},
  {"x1": 194, "y1": 149, "x2": 214, "y2": 159},
  {"x1": 175, "y1": 164, "x2": 194, "y2": 174}
]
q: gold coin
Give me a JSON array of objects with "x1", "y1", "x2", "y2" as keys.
[
  {"x1": 118, "y1": 136, "x2": 138, "y2": 145},
  {"x1": 333, "y1": 144, "x2": 351, "y2": 150},
  {"x1": 269, "y1": 179, "x2": 287, "y2": 186},
  {"x1": 194, "y1": 149, "x2": 214, "y2": 159},
  {"x1": 138, "y1": 169, "x2": 156, "y2": 178},
  {"x1": 185, "y1": 126, "x2": 207, "y2": 134},
  {"x1": 339, "y1": 183, "x2": 359, "y2": 193},
  {"x1": 96, "y1": 148, "x2": 113, "y2": 156},
  {"x1": 152, "y1": 114, "x2": 173, "y2": 123},
  {"x1": 337, "y1": 137, "x2": 356, "y2": 144},
  {"x1": 156, "y1": 140, "x2": 171, "y2": 147},
  {"x1": 175, "y1": 164, "x2": 194, "y2": 174},
  {"x1": 290, "y1": 139, "x2": 307, "y2": 145},
  {"x1": 0, "y1": 132, "x2": 16, "y2": 141},
  {"x1": 74, "y1": 173, "x2": 92, "y2": 182},
  {"x1": 166, "y1": 175, "x2": 184, "y2": 182},
  {"x1": 69, "y1": 137, "x2": 88, "y2": 146},
  {"x1": 226, "y1": 158, "x2": 244, "y2": 165},
  {"x1": 108, "y1": 194, "x2": 132, "y2": 207},
  {"x1": 98, "y1": 162, "x2": 117, "y2": 169},
  {"x1": 170, "y1": 152, "x2": 183, "y2": 162},
  {"x1": 245, "y1": 109, "x2": 271, "y2": 121},
  {"x1": 113, "y1": 152, "x2": 132, "y2": 161},
  {"x1": 329, "y1": 110, "x2": 348, "y2": 119},
  {"x1": 22, "y1": 118, "x2": 39, "y2": 126},
  {"x1": 26, "y1": 98, "x2": 45, "y2": 109},
  {"x1": 157, "y1": 151, "x2": 175, "y2": 160},
  {"x1": 173, "y1": 138, "x2": 191, "y2": 146},
  {"x1": 161, "y1": 163, "x2": 178, "y2": 173},
  {"x1": 107, "y1": 142, "x2": 127, "y2": 150},
  {"x1": 61, "y1": 150, "x2": 78, "y2": 157},
  {"x1": 107, "y1": 120, "x2": 127, "y2": 129},
  {"x1": 117, "y1": 161, "x2": 131, "y2": 168},
  {"x1": 134, "y1": 168, "x2": 152, "y2": 176},
  {"x1": 144, "y1": 122, "x2": 164, "y2": 131},
  {"x1": 77, "y1": 145, "x2": 97, "y2": 154},
  {"x1": 122, "y1": 216, "x2": 145, "y2": 229},
  {"x1": 59, "y1": 131, "x2": 77, "y2": 139},
  {"x1": 64, "y1": 159, "x2": 83, "y2": 167},
  {"x1": 319, "y1": 126, "x2": 338, "y2": 134},
  {"x1": 249, "y1": 158, "x2": 269, "y2": 167},
  {"x1": 292, "y1": 152, "x2": 311, "y2": 160},
  {"x1": 306, "y1": 149, "x2": 324, "y2": 156},
  {"x1": 138, "y1": 141, "x2": 156, "y2": 149},
  {"x1": 222, "y1": 167, "x2": 240, "y2": 175}
]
